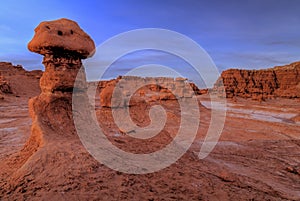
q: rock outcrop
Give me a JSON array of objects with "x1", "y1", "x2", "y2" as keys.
[
  {"x1": 99, "y1": 76, "x2": 198, "y2": 108},
  {"x1": 0, "y1": 62, "x2": 42, "y2": 97},
  {"x1": 0, "y1": 76, "x2": 12, "y2": 94},
  {"x1": 27, "y1": 18, "x2": 95, "y2": 140},
  {"x1": 7, "y1": 18, "x2": 94, "y2": 184},
  {"x1": 213, "y1": 62, "x2": 300, "y2": 100},
  {"x1": 28, "y1": 18, "x2": 95, "y2": 58}
]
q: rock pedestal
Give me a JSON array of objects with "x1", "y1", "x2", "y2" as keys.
[{"x1": 27, "y1": 18, "x2": 95, "y2": 142}]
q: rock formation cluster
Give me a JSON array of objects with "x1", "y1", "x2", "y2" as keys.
[
  {"x1": 213, "y1": 62, "x2": 300, "y2": 101},
  {"x1": 99, "y1": 76, "x2": 199, "y2": 108},
  {"x1": 1, "y1": 18, "x2": 300, "y2": 200}
]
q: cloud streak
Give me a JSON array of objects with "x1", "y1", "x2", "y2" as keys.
[{"x1": 0, "y1": 0, "x2": 300, "y2": 79}]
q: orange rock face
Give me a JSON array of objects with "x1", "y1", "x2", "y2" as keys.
[
  {"x1": 0, "y1": 19, "x2": 96, "y2": 199},
  {"x1": 28, "y1": 18, "x2": 95, "y2": 59},
  {"x1": 26, "y1": 18, "x2": 95, "y2": 143},
  {"x1": 0, "y1": 62, "x2": 42, "y2": 97},
  {"x1": 214, "y1": 62, "x2": 300, "y2": 100},
  {"x1": 99, "y1": 76, "x2": 198, "y2": 108}
]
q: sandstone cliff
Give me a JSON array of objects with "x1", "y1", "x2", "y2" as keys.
[{"x1": 213, "y1": 61, "x2": 300, "y2": 100}]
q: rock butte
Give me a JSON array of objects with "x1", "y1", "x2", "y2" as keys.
[
  {"x1": 213, "y1": 61, "x2": 300, "y2": 101},
  {"x1": 99, "y1": 75, "x2": 201, "y2": 108}
]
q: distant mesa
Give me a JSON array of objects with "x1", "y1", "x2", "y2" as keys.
[
  {"x1": 99, "y1": 76, "x2": 201, "y2": 108},
  {"x1": 213, "y1": 61, "x2": 300, "y2": 101}
]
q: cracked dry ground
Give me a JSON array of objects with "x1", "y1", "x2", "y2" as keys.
[{"x1": 0, "y1": 94, "x2": 300, "y2": 200}]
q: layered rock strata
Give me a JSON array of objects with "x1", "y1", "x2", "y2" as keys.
[
  {"x1": 0, "y1": 62, "x2": 42, "y2": 97},
  {"x1": 213, "y1": 62, "x2": 300, "y2": 100},
  {"x1": 25, "y1": 18, "x2": 95, "y2": 152},
  {"x1": 99, "y1": 76, "x2": 199, "y2": 108}
]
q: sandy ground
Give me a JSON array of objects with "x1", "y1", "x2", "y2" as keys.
[
  {"x1": 0, "y1": 97, "x2": 32, "y2": 159},
  {"x1": 0, "y1": 93, "x2": 300, "y2": 200}
]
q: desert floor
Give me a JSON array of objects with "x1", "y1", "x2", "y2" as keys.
[{"x1": 0, "y1": 94, "x2": 300, "y2": 200}]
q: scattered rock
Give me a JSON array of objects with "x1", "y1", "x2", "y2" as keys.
[
  {"x1": 286, "y1": 166, "x2": 300, "y2": 175},
  {"x1": 0, "y1": 77, "x2": 12, "y2": 94}
]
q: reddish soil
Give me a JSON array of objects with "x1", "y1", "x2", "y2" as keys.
[{"x1": 0, "y1": 73, "x2": 299, "y2": 200}]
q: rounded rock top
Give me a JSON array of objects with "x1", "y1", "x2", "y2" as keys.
[{"x1": 28, "y1": 18, "x2": 95, "y2": 59}]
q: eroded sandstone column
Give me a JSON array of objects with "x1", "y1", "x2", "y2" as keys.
[{"x1": 27, "y1": 18, "x2": 95, "y2": 139}]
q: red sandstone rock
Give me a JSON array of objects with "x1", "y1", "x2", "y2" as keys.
[
  {"x1": 213, "y1": 61, "x2": 300, "y2": 100},
  {"x1": 0, "y1": 76, "x2": 12, "y2": 94},
  {"x1": 25, "y1": 18, "x2": 95, "y2": 141},
  {"x1": 0, "y1": 20, "x2": 95, "y2": 197},
  {"x1": 7, "y1": 18, "x2": 95, "y2": 187},
  {"x1": 291, "y1": 114, "x2": 300, "y2": 123},
  {"x1": 99, "y1": 76, "x2": 198, "y2": 108},
  {"x1": 28, "y1": 18, "x2": 95, "y2": 59},
  {"x1": 0, "y1": 62, "x2": 42, "y2": 97}
]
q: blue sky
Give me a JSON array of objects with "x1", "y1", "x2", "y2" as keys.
[{"x1": 0, "y1": 0, "x2": 300, "y2": 81}]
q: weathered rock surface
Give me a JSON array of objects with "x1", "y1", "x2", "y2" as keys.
[
  {"x1": 99, "y1": 76, "x2": 198, "y2": 108},
  {"x1": 0, "y1": 18, "x2": 95, "y2": 198},
  {"x1": 0, "y1": 62, "x2": 42, "y2": 97},
  {"x1": 27, "y1": 18, "x2": 95, "y2": 140},
  {"x1": 292, "y1": 114, "x2": 300, "y2": 123},
  {"x1": 28, "y1": 18, "x2": 95, "y2": 59},
  {"x1": 213, "y1": 61, "x2": 300, "y2": 100},
  {"x1": 0, "y1": 76, "x2": 12, "y2": 94}
]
